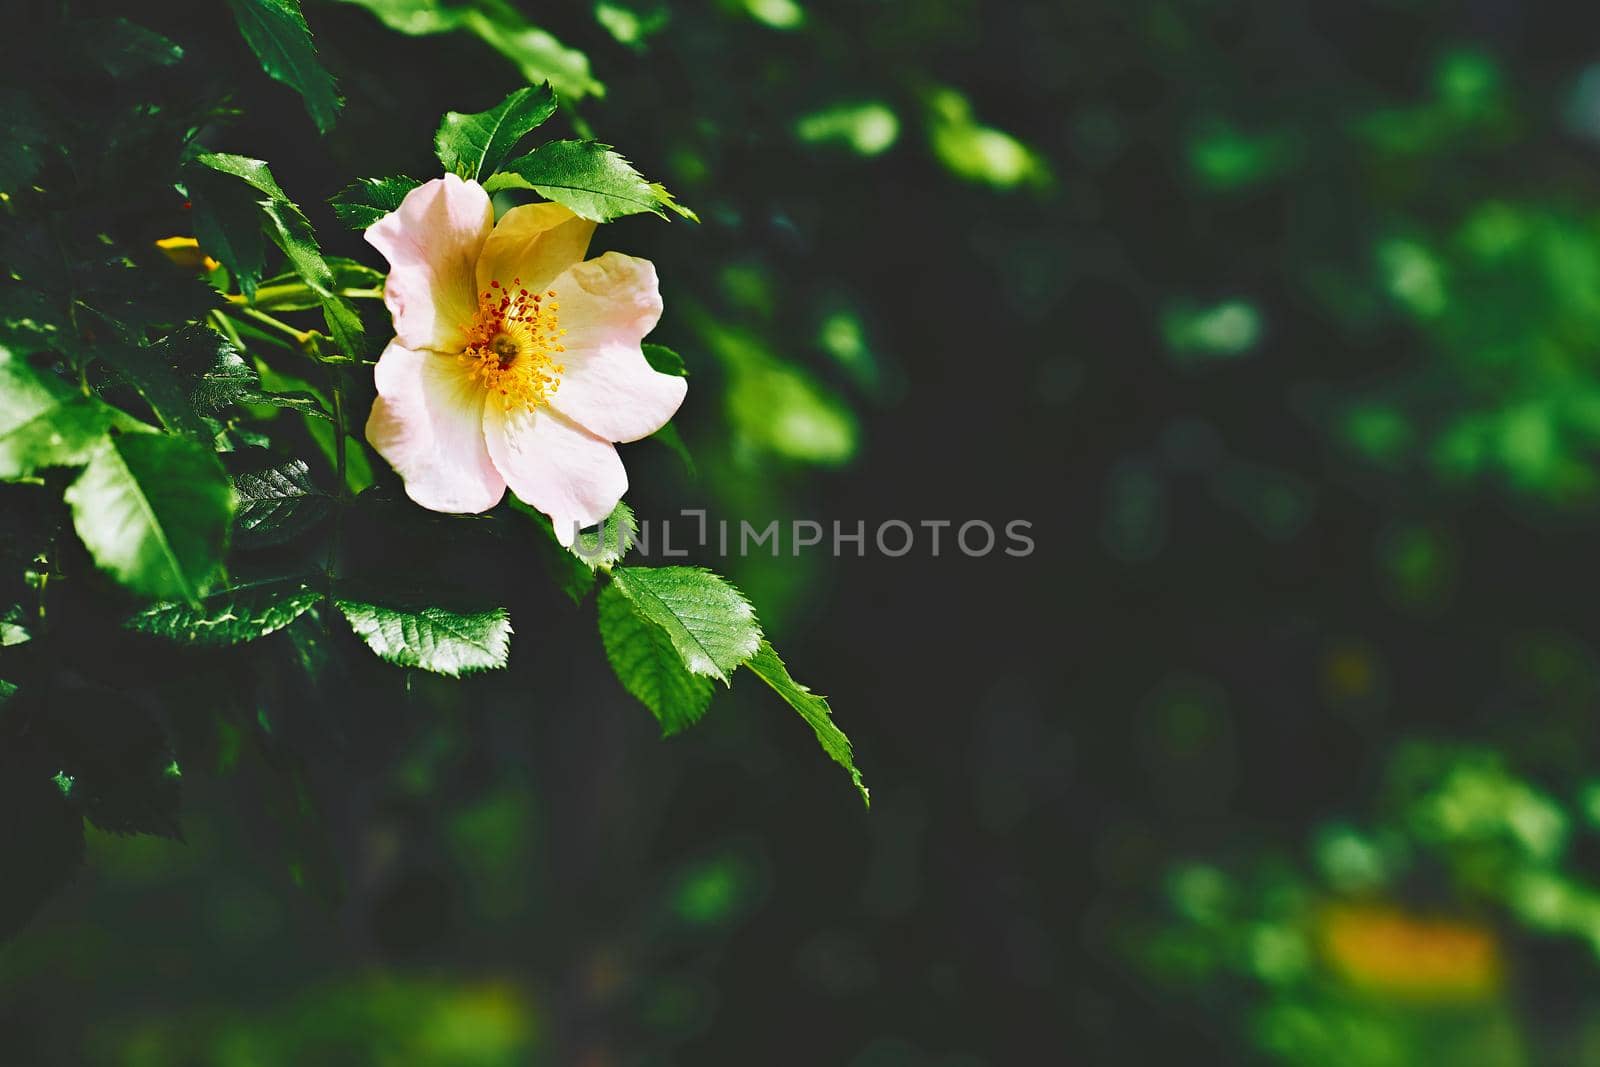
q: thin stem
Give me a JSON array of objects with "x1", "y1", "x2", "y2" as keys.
[
  {"x1": 233, "y1": 306, "x2": 314, "y2": 346},
  {"x1": 331, "y1": 374, "x2": 348, "y2": 498}
]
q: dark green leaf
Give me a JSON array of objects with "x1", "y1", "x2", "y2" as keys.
[
  {"x1": 188, "y1": 166, "x2": 268, "y2": 299},
  {"x1": 335, "y1": 598, "x2": 512, "y2": 676},
  {"x1": 93, "y1": 344, "x2": 210, "y2": 437},
  {"x1": 509, "y1": 498, "x2": 596, "y2": 604},
  {"x1": 81, "y1": 18, "x2": 184, "y2": 78},
  {"x1": 642, "y1": 342, "x2": 688, "y2": 377},
  {"x1": 128, "y1": 576, "x2": 321, "y2": 646},
  {"x1": 233, "y1": 460, "x2": 334, "y2": 547},
  {"x1": 193, "y1": 153, "x2": 368, "y2": 359},
  {"x1": 607, "y1": 566, "x2": 762, "y2": 683},
  {"x1": 598, "y1": 583, "x2": 713, "y2": 735},
  {"x1": 436, "y1": 83, "x2": 558, "y2": 182},
  {"x1": 64, "y1": 433, "x2": 236, "y2": 602},
  {"x1": 484, "y1": 140, "x2": 690, "y2": 222},
  {"x1": 745, "y1": 639, "x2": 868, "y2": 805},
  {"x1": 227, "y1": 0, "x2": 343, "y2": 133},
  {"x1": 330, "y1": 176, "x2": 423, "y2": 229}
]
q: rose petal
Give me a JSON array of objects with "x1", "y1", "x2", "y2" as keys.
[
  {"x1": 366, "y1": 339, "x2": 505, "y2": 512},
  {"x1": 546, "y1": 253, "x2": 685, "y2": 442},
  {"x1": 365, "y1": 174, "x2": 492, "y2": 353},
  {"x1": 475, "y1": 202, "x2": 596, "y2": 296},
  {"x1": 483, "y1": 403, "x2": 627, "y2": 545}
]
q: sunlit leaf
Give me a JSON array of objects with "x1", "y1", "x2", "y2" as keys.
[
  {"x1": 335, "y1": 598, "x2": 512, "y2": 676},
  {"x1": 128, "y1": 576, "x2": 321, "y2": 646},
  {"x1": 436, "y1": 84, "x2": 557, "y2": 182},
  {"x1": 598, "y1": 582, "x2": 713, "y2": 734},
  {"x1": 65, "y1": 434, "x2": 235, "y2": 602},
  {"x1": 744, "y1": 639, "x2": 868, "y2": 805},
  {"x1": 607, "y1": 566, "x2": 761, "y2": 683}
]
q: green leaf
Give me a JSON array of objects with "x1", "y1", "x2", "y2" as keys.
[
  {"x1": 330, "y1": 176, "x2": 422, "y2": 229},
  {"x1": 436, "y1": 84, "x2": 558, "y2": 182},
  {"x1": 227, "y1": 0, "x2": 343, "y2": 133},
  {"x1": 233, "y1": 460, "x2": 334, "y2": 548},
  {"x1": 93, "y1": 344, "x2": 209, "y2": 437},
  {"x1": 0, "y1": 605, "x2": 30, "y2": 648},
  {"x1": 569, "y1": 500, "x2": 637, "y2": 570},
  {"x1": 642, "y1": 342, "x2": 688, "y2": 377},
  {"x1": 607, "y1": 566, "x2": 762, "y2": 683},
  {"x1": 128, "y1": 576, "x2": 320, "y2": 646},
  {"x1": 508, "y1": 498, "x2": 596, "y2": 604},
  {"x1": 64, "y1": 434, "x2": 235, "y2": 602},
  {"x1": 188, "y1": 166, "x2": 269, "y2": 300},
  {"x1": 598, "y1": 583, "x2": 714, "y2": 734},
  {"x1": 0, "y1": 348, "x2": 133, "y2": 480},
  {"x1": 745, "y1": 640, "x2": 868, "y2": 805},
  {"x1": 336, "y1": 0, "x2": 604, "y2": 102},
  {"x1": 193, "y1": 153, "x2": 369, "y2": 360},
  {"x1": 485, "y1": 141, "x2": 690, "y2": 222},
  {"x1": 80, "y1": 17, "x2": 184, "y2": 78},
  {"x1": 335, "y1": 598, "x2": 512, "y2": 676}
]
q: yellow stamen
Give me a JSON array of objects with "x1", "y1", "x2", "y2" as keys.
[{"x1": 458, "y1": 277, "x2": 566, "y2": 412}]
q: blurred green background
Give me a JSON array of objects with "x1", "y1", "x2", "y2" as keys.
[{"x1": 14, "y1": 0, "x2": 1600, "y2": 1063}]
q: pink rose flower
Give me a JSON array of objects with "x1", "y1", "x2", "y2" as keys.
[{"x1": 363, "y1": 173, "x2": 686, "y2": 543}]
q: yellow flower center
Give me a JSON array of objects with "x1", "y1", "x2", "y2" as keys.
[{"x1": 459, "y1": 278, "x2": 566, "y2": 412}]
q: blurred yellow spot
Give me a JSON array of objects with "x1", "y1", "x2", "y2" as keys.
[
  {"x1": 1318, "y1": 903, "x2": 1501, "y2": 999},
  {"x1": 1323, "y1": 645, "x2": 1374, "y2": 700},
  {"x1": 155, "y1": 236, "x2": 219, "y2": 273}
]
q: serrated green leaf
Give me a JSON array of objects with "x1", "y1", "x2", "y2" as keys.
[
  {"x1": 598, "y1": 583, "x2": 713, "y2": 734},
  {"x1": 437, "y1": 84, "x2": 558, "y2": 182},
  {"x1": 642, "y1": 342, "x2": 687, "y2": 377},
  {"x1": 745, "y1": 639, "x2": 868, "y2": 805},
  {"x1": 189, "y1": 166, "x2": 269, "y2": 300},
  {"x1": 335, "y1": 598, "x2": 512, "y2": 676},
  {"x1": 227, "y1": 0, "x2": 343, "y2": 133},
  {"x1": 64, "y1": 434, "x2": 235, "y2": 603},
  {"x1": 193, "y1": 153, "x2": 368, "y2": 360},
  {"x1": 608, "y1": 566, "x2": 762, "y2": 683},
  {"x1": 330, "y1": 175, "x2": 423, "y2": 229},
  {"x1": 93, "y1": 344, "x2": 209, "y2": 437},
  {"x1": 569, "y1": 500, "x2": 637, "y2": 569},
  {"x1": 128, "y1": 575, "x2": 320, "y2": 646},
  {"x1": 233, "y1": 460, "x2": 334, "y2": 547},
  {"x1": 0, "y1": 347, "x2": 135, "y2": 480},
  {"x1": 484, "y1": 141, "x2": 689, "y2": 222}
]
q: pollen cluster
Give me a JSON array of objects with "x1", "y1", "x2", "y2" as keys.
[{"x1": 460, "y1": 278, "x2": 567, "y2": 412}]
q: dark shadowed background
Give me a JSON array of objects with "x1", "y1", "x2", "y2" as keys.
[{"x1": 10, "y1": 0, "x2": 1600, "y2": 1063}]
